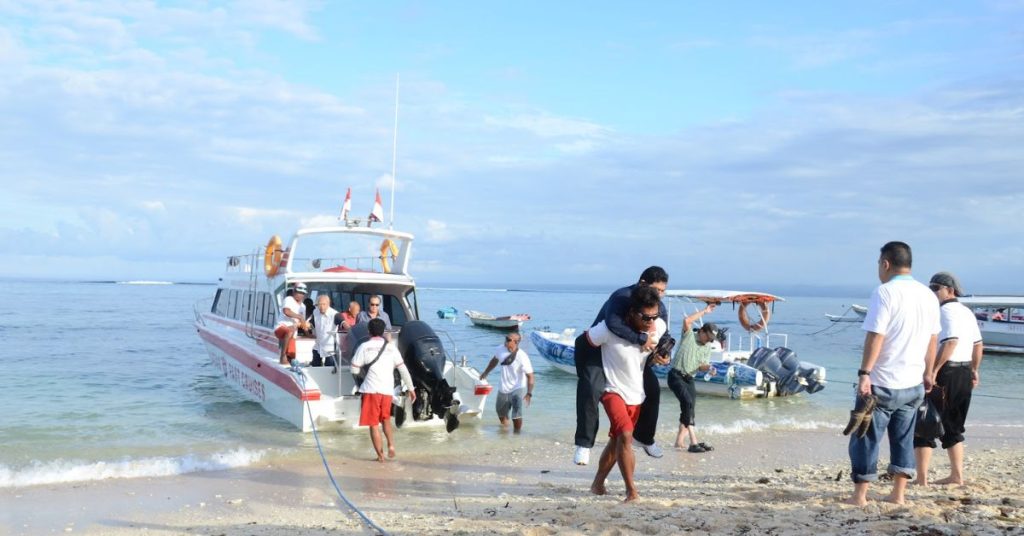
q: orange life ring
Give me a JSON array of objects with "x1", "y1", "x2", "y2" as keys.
[
  {"x1": 738, "y1": 301, "x2": 771, "y2": 332},
  {"x1": 379, "y1": 238, "x2": 399, "y2": 273},
  {"x1": 264, "y1": 235, "x2": 284, "y2": 277}
]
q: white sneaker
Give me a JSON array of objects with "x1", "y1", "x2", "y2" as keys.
[
  {"x1": 573, "y1": 446, "x2": 590, "y2": 465},
  {"x1": 642, "y1": 442, "x2": 664, "y2": 458}
]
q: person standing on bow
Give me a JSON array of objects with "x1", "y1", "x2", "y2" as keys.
[
  {"x1": 357, "y1": 295, "x2": 392, "y2": 329},
  {"x1": 274, "y1": 282, "x2": 310, "y2": 365},
  {"x1": 668, "y1": 303, "x2": 718, "y2": 453},
  {"x1": 311, "y1": 294, "x2": 344, "y2": 367},
  {"x1": 586, "y1": 285, "x2": 667, "y2": 502},
  {"x1": 573, "y1": 266, "x2": 672, "y2": 466},
  {"x1": 479, "y1": 332, "x2": 535, "y2": 433},
  {"x1": 351, "y1": 318, "x2": 416, "y2": 462},
  {"x1": 914, "y1": 271, "x2": 984, "y2": 486},
  {"x1": 846, "y1": 241, "x2": 939, "y2": 507}
]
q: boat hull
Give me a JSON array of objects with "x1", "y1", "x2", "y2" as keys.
[{"x1": 978, "y1": 320, "x2": 1024, "y2": 352}]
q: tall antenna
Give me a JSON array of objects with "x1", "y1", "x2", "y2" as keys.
[{"x1": 389, "y1": 73, "x2": 399, "y2": 229}]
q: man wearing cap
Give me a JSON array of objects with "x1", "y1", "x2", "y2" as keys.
[
  {"x1": 914, "y1": 272, "x2": 984, "y2": 486},
  {"x1": 668, "y1": 303, "x2": 718, "y2": 453},
  {"x1": 845, "y1": 241, "x2": 939, "y2": 507},
  {"x1": 275, "y1": 283, "x2": 310, "y2": 365}
]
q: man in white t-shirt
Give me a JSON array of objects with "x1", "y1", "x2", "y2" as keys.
[
  {"x1": 585, "y1": 285, "x2": 668, "y2": 503},
  {"x1": 274, "y1": 283, "x2": 310, "y2": 365},
  {"x1": 311, "y1": 294, "x2": 344, "y2": 367},
  {"x1": 846, "y1": 241, "x2": 940, "y2": 507},
  {"x1": 351, "y1": 318, "x2": 416, "y2": 462},
  {"x1": 479, "y1": 332, "x2": 535, "y2": 433},
  {"x1": 914, "y1": 271, "x2": 984, "y2": 486}
]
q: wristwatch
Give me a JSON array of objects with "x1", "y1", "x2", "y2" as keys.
[{"x1": 857, "y1": 369, "x2": 871, "y2": 376}]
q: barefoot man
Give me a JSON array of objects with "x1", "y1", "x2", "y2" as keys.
[
  {"x1": 352, "y1": 318, "x2": 416, "y2": 462},
  {"x1": 846, "y1": 241, "x2": 939, "y2": 506},
  {"x1": 586, "y1": 285, "x2": 667, "y2": 502}
]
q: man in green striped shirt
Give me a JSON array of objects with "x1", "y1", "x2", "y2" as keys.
[{"x1": 667, "y1": 304, "x2": 718, "y2": 452}]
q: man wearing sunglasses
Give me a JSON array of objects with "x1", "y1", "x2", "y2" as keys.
[
  {"x1": 585, "y1": 285, "x2": 666, "y2": 502},
  {"x1": 574, "y1": 266, "x2": 671, "y2": 466},
  {"x1": 479, "y1": 332, "x2": 535, "y2": 433},
  {"x1": 846, "y1": 241, "x2": 939, "y2": 507},
  {"x1": 356, "y1": 295, "x2": 392, "y2": 330},
  {"x1": 914, "y1": 272, "x2": 984, "y2": 487}
]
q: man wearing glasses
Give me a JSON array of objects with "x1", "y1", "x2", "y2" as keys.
[
  {"x1": 585, "y1": 285, "x2": 666, "y2": 502},
  {"x1": 479, "y1": 332, "x2": 535, "y2": 433},
  {"x1": 357, "y1": 295, "x2": 393, "y2": 329},
  {"x1": 914, "y1": 272, "x2": 984, "y2": 486},
  {"x1": 846, "y1": 241, "x2": 939, "y2": 507}
]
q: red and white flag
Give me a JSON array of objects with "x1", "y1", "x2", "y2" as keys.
[
  {"x1": 367, "y1": 189, "x2": 384, "y2": 226},
  {"x1": 339, "y1": 188, "x2": 352, "y2": 221}
]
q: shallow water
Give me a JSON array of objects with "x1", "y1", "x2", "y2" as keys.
[{"x1": 1, "y1": 279, "x2": 1020, "y2": 488}]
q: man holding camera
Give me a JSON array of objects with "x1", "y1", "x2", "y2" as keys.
[
  {"x1": 668, "y1": 303, "x2": 718, "y2": 452},
  {"x1": 574, "y1": 266, "x2": 673, "y2": 465}
]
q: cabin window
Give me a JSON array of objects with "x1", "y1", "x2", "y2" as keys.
[
  {"x1": 382, "y1": 294, "x2": 407, "y2": 327},
  {"x1": 212, "y1": 289, "x2": 224, "y2": 315},
  {"x1": 225, "y1": 290, "x2": 237, "y2": 319},
  {"x1": 263, "y1": 293, "x2": 276, "y2": 327},
  {"x1": 404, "y1": 289, "x2": 419, "y2": 321}
]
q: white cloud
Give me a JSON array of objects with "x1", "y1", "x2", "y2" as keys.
[{"x1": 484, "y1": 113, "x2": 612, "y2": 139}]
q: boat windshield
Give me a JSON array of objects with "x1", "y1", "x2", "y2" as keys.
[
  {"x1": 296, "y1": 282, "x2": 418, "y2": 327},
  {"x1": 289, "y1": 230, "x2": 404, "y2": 274}
]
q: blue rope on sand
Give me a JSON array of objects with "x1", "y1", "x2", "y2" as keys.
[{"x1": 292, "y1": 365, "x2": 391, "y2": 536}]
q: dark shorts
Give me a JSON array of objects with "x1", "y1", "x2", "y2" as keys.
[
  {"x1": 913, "y1": 362, "x2": 973, "y2": 449},
  {"x1": 667, "y1": 369, "x2": 697, "y2": 426}
]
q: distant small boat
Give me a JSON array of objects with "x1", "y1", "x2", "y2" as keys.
[
  {"x1": 464, "y1": 310, "x2": 530, "y2": 330},
  {"x1": 826, "y1": 304, "x2": 867, "y2": 323},
  {"x1": 436, "y1": 306, "x2": 458, "y2": 319}
]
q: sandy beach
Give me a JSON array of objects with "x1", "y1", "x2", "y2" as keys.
[{"x1": 4, "y1": 426, "x2": 1024, "y2": 535}]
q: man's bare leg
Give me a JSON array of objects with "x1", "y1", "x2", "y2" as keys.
[
  {"x1": 843, "y1": 482, "x2": 870, "y2": 506},
  {"x1": 591, "y1": 441, "x2": 617, "y2": 496},
  {"x1": 368, "y1": 424, "x2": 385, "y2": 462},
  {"x1": 512, "y1": 418, "x2": 523, "y2": 434},
  {"x1": 617, "y1": 432, "x2": 638, "y2": 502},
  {"x1": 674, "y1": 424, "x2": 687, "y2": 448},
  {"x1": 884, "y1": 475, "x2": 909, "y2": 504},
  {"x1": 383, "y1": 419, "x2": 396, "y2": 459},
  {"x1": 935, "y1": 443, "x2": 965, "y2": 485},
  {"x1": 914, "y1": 447, "x2": 932, "y2": 486}
]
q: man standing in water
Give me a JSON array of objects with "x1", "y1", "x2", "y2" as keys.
[
  {"x1": 846, "y1": 241, "x2": 939, "y2": 506},
  {"x1": 352, "y1": 318, "x2": 416, "y2": 462},
  {"x1": 914, "y1": 271, "x2": 984, "y2": 486},
  {"x1": 586, "y1": 286, "x2": 667, "y2": 502},
  {"x1": 479, "y1": 332, "x2": 535, "y2": 433},
  {"x1": 573, "y1": 266, "x2": 671, "y2": 465}
]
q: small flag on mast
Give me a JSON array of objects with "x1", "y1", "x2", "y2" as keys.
[
  {"x1": 367, "y1": 189, "x2": 384, "y2": 226},
  {"x1": 340, "y1": 188, "x2": 352, "y2": 222}
]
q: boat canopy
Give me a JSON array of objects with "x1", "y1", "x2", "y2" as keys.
[
  {"x1": 959, "y1": 296, "x2": 1024, "y2": 308},
  {"x1": 664, "y1": 290, "x2": 785, "y2": 304}
]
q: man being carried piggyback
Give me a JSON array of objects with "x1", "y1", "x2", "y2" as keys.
[{"x1": 585, "y1": 285, "x2": 668, "y2": 502}]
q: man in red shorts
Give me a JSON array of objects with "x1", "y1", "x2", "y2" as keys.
[
  {"x1": 351, "y1": 318, "x2": 416, "y2": 462},
  {"x1": 585, "y1": 285, "x2": 668, "y2": 502},
  {"x1": 275, "y1": 283, "x2": 310, "y2": 365}
]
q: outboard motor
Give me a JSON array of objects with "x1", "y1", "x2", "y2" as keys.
[{"x1": 397, "y1": 321, "x2": 460, "y2": 431}]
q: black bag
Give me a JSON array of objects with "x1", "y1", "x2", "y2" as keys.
[
  {"x1": 915, "y1": 388, "x2": 944, "y2": 440},
  {"x1": 353, "y1": 341, "x2": 388, "y2": 388}
]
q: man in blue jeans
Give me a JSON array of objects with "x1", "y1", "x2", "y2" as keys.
[{"x1": 846, "y1": 241, "x2": 939, "y2": 506}]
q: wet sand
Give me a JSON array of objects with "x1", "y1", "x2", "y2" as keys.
[{"x1": 3, "y1": 426, "x2": 1024, "y2": 535}]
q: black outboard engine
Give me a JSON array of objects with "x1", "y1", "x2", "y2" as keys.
[{"x1": 397, "y1": 321, "x2": 460, "y2": 431}]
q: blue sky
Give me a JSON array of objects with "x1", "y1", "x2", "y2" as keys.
[{"x1": 1, "y1": 1, "x2": 1022, "y2": 292}]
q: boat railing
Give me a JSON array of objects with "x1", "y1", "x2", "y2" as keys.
[
  {"x1": 432, "y1": 328, "x2": 465, "y2": 367},
  {"x1": 224, "y1": 253, "x2": 259, "y2": 274},
  {"x1": 726, "y1": 331, "x2": 789, "y2": 354},
  {"x1": 289, "y1": 256, "x2": 386, "y2": 274},
  {"x1": 193, "y1": 297, "x2": 214, "y2": 326}
]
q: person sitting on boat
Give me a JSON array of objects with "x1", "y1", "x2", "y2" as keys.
[
  {"x1": 274, "y1": 282, "x2": 310, "y2": 365},
  {"x1": 341, "y1": 300, "x2": 361, "y2": 328},
  {"x1": 991, "y1": 308, "x2": 1006, "y2": 321},
  {"x1": 479, "y1": 332, "x2": 535, "y2": 434},
  {"x1": 585, "y1": 285, "x2": 667, "y2": 502},
  {"x1": 574, "y1": 266, "x2": 672, "y2": 466},
  {"x1": 356, "y1": 295, "x2": 392, "y2": 329},
  {"x1": 351, "y1": 318, "x2": 416, "y2": 462},
  {"x1": 311, "y1": 294, "x2": 344, "y2": 367},
  {"x1": 668, "y1": 304, "x2": 718, "y2": 453}
]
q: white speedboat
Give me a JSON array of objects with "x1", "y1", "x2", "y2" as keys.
[
  {"x1": 825, "y1": 304, "x2": 867, "y2": 323},
  {"x1": 958, "y1": 296, "x2": 1024, "y2": 355},
  {"x1": 464, "y1": 310, "x2": 531, "y2": 330},
  {"x1": 530, "y1": 290, "x2": 827, "y2": 399},
  {"x1": 193, "y1": 224, "x2": 492, "y2": 432}
]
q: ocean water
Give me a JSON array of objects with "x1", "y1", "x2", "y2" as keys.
[{"x1": 1, "y1": 279, "x2": 1022, "y2": 489}]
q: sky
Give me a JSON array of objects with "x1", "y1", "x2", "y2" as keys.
[{"x1": 1, "y1": 1, "x2": 1022, "y2": 292}]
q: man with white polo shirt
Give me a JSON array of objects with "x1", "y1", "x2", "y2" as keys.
[
  {"x1": 845, "y1": 241, "x2": 940, "y2": 507},
  {"x1": 479, "y1": 332, "x2": 535, "y2": 433},
  {"x1": 914, "y1": 271, "x2": 984, "y2": 486},
  {"x1": 586, "y1": 285, "x2": 668, "y2": 503}
]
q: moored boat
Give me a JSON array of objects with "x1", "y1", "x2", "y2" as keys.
[
  {"x1": 825, "y1": 303, "x2": 868, "y2": 323},
  {"x1": 958, "y1": 296, "x2": 1024, "y2": 355},
  {"x1": 193, "y1": 223, "x2": 492, "y2": 432},
  {"x1": 529, "y1": 290, "x2": 827, "y2": 399},
  {"x1": 464, "y1": 310, "x2": 531, "y2": 330},
  {"x1": 436, "y1": 306, "x2": 458, "y2": 319}
]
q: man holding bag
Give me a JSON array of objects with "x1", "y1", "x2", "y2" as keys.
[{"x1": 351, "y1": 318, "x2": 416, "y2": 462}]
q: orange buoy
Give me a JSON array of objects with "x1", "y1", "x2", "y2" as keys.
[
  {"x1": 738, "y1": 300, "x2": 771, "y2": 332},
  {"x1": 264, "y1": 235, "x2": 284, "y2": 277},
  {"x1": 379, "y1": 239, "x2": 399, "y2": 273}
]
